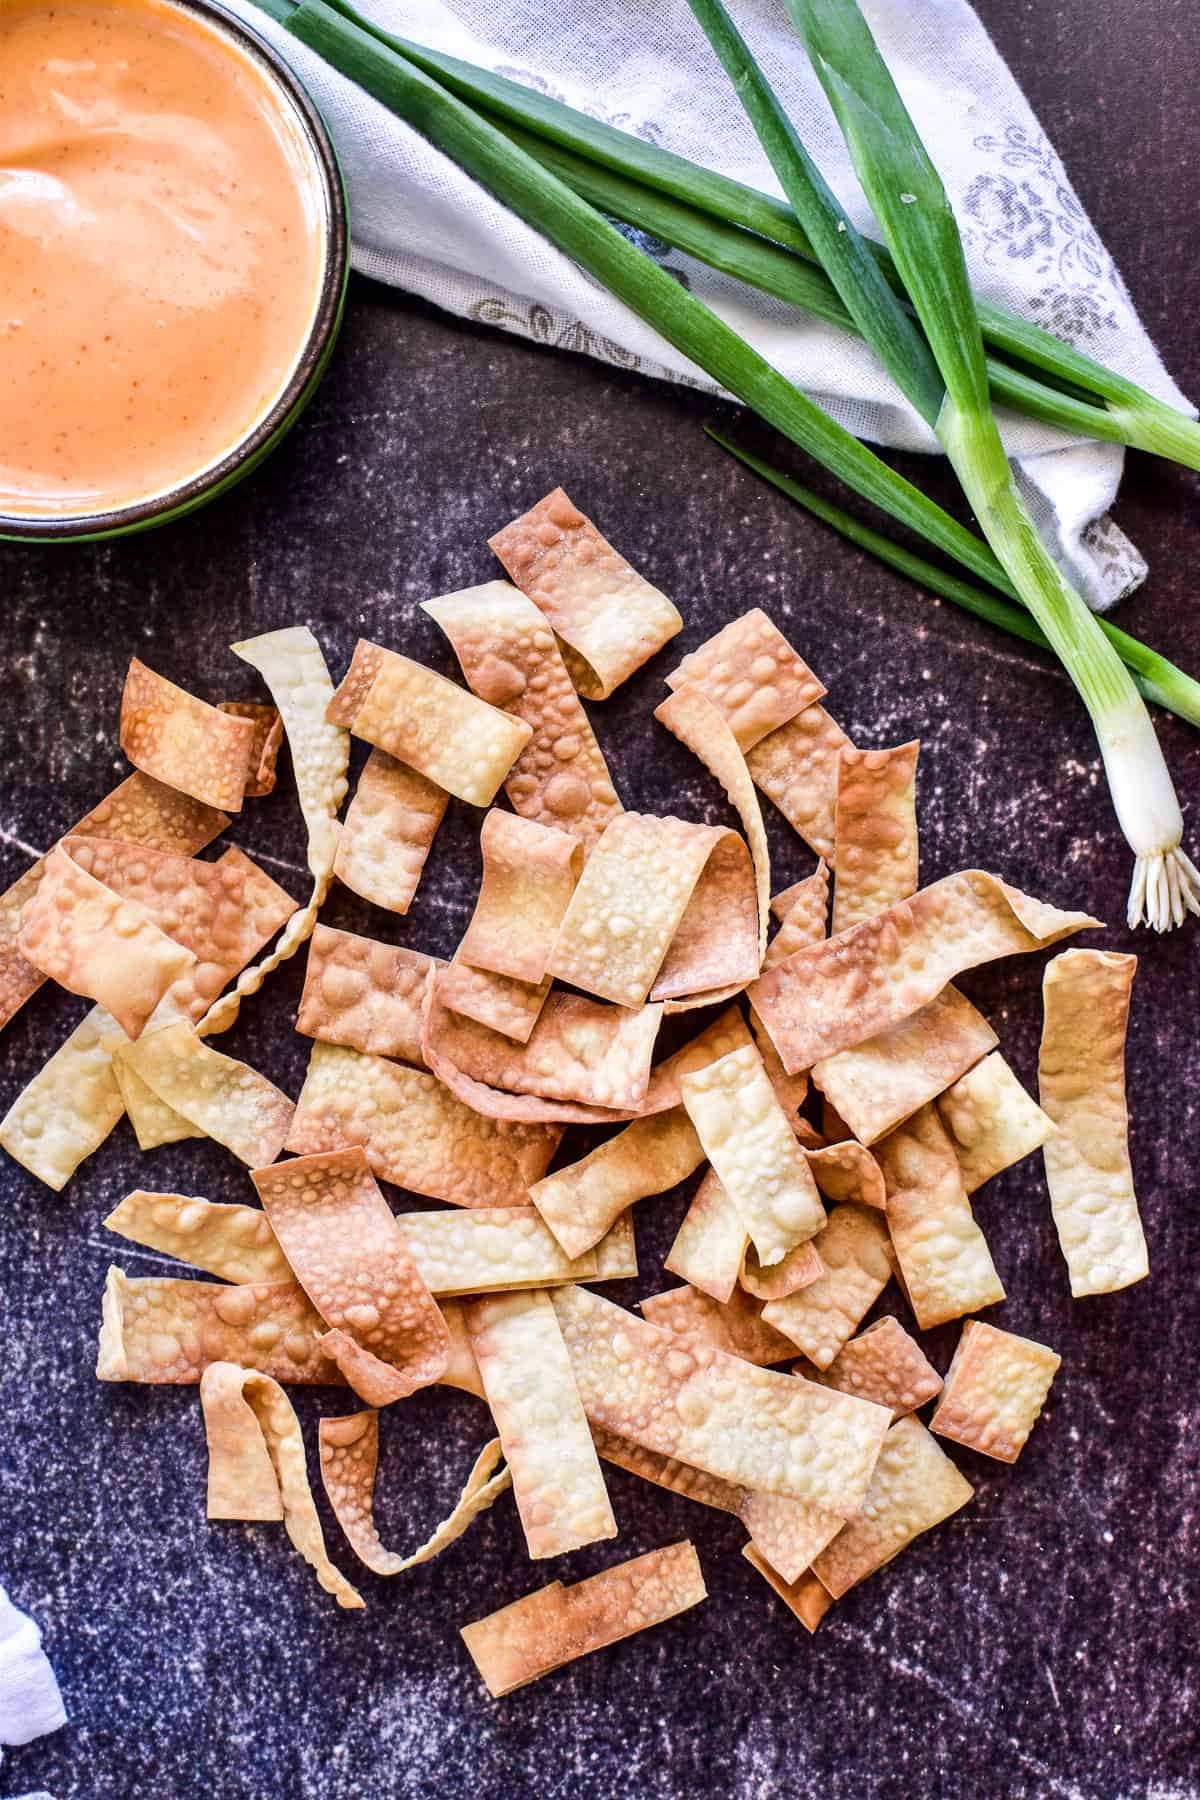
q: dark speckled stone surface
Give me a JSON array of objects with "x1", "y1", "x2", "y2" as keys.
[{"x1": 2, "y1": 3, "x2": 1199, "y2": 1796}]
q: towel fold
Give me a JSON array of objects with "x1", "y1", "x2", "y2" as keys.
[{"x1": 0, "y1": 1586, "x2": 66, "y2": 1749}]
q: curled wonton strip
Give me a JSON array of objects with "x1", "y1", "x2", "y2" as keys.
[
  {"x1": 200, "y1": 1363, "x2": 363, "y2": 1609},
  {"x1": 813, "y1": 1316, "x2": 943, "y2": 1419},
  {"x1": 832, "y1": 742, "x2": 920, "y2": 934},
  {"x1": 811, "y1": 1417, "x2": 973, "y2": 1599},
  {"x1": 746, "y1": 702, "x2": 852, "y2": 861},
  {"x1": 488, "y1": 488, "x2": 682, "y2": 701},
  {"x1": 120, "y1": 658, "x2": 257, "y2": 811},
  {"x1": 459, "y1": 810, "x2": 582, "y2": 984},
  {"x1": 765, "y1": 863, "x2": 830, "y2": 968},
  {"x1": 875, "y1": 1104, "x2": 1005, "y2": 1330},
  {"x1": 743, "y1": 1545, "x2": 835, "y2": 1634},
  {"x1": 806, "y1": 1140, "x2": 887, "y2": 1211},
  {"x1": 665, "y1": 609, "x2": 824, "y2": 750},
  {"x1": 422, "y1": 582, "x2": 622, "y2": 850},
  {"x1": 297, "y1": 924, "x2": 435, "y2": 1065},
  {"x1": 752, "y1": 872, "x2": 1098, "y2": 1075},
  {"x1": 739, "y1": 1237, "x2": 825, "y2": 1303},
  {"x1": 332, "y1": 748, "x2": 447, "y2": 914},
  {"x1": 435, "y1": 958, "x2": 551, "y2": 1045},
  {"x1": 104, "y1": 1190, "x2": 291, "y2": 1285},
  {"x1": 114, "y1": 1021, "x2": 294, "y2": 1166},
  {"x1": 640, "y1": 1284, "x2": 796, "y2": 1366},
  {"x1": 320, "y1": 1414, "x2": 511, "y2": 1576},
  {"x1": 936, "y1": 1051, "x2": 1054, "y2": 1193},
  {"x1": 529, "y1": 1108, "x2": 703, "y2": 1261},
  {"x1": 931, "y1": 1319, "x2": 1060, "y2": 1463},
  {"x1": 96, "y1": 1267, "x2": 339, "y2": 1384},
  {"x1": 217, "y1": 702, "x2": 283, "y2": 797},
  {"x1": 761, "y1": 1205, "x2": 893, "y2": 1369}
]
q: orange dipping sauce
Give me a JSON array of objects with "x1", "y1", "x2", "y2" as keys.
[{"x1": 0, "y1": 0, "x2": 326, "y2": 519}]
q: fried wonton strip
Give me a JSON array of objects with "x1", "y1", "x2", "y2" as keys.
[
  {"x1": 439, "y1": 1299, "x2": 486, "y2": 1399},
  {"x1": 461, "y1": 1540, "x2": 705, "y2": 1698},
  {"x1": 253, "y1": 1149, "x2": 450, "y2": 1406},
  {"x1": 737, "y1": 1489, "x2": 842, "y2": 1586},
  {"x1": 104, "y1": 1191, "x2": 291, "y2": 1285},
  {"x1": 320, "y1": 1415, "x2": 511, "y2": 1576},
  {"x1": 832, "y1": 742, "x2": 920, "y2": 934},
  {"x1": 96, "y1": 1267, "x2": 340, "y2": 1383},
  {"x1": 740, "y1": 1238, "x2": 826, "y2": 1302},
  {"x1": 332, "y1": 749, "x2": 448, "y2": 914},
  {"x1": 286, "y1": 1041, "x2": 559, "y2": 1204},
  {"x1": 665, "y1": 1169, "x2": 749, "y2": 1304},
  {"x1": 1038, "y1": 949, "x2": 1145, "y2": 1296},
  {"x1": 394, "y1": 1207, "x2": 599, "y2": 1294},
  {"x1": 488, "y1": 488, "x2": 683, "y2": 701},
  {"x1": 592, "y1": 1213, "x2": 639, "y2": 1280},
  {"x1": 297, "y1": 925, "x2": 435, "y2": 1065},
  {"x1": 749, "y1": 1011, "x2": 809, "y2": 1122},
  {"x1": 680, "y1": 1044, "x2": 825, "y2": 1267},
  {"x1": 665, "y1": 610, "x2": 824, "y2": 751},
  {"x1": 459, "y1": 811, "x2": 582, "y2": 983},
  {"x1": 199, "y1": 627, "x2": 349, "y2": 1034},
  {"x1": 641, "y1": 1006, "x2": 755, "y2": 1112},
  {"x1": 529, "y1": 1109, "x2": 703, "y2": 1260},
  {"x1": 110, "y1": 1059, "x2": 203, "y2": 1151},
  {"x1": 813, "y1": 1316, "x2": 943, "y2": 1419},
  {"x1": 217, "y1": 702, "x2": 283, "y2": 796},
  {"x1": 0, "y1": 1006, "x2": 126, "y2": 1190},
  {"x1": 743, "y1": 1545, "x2": 834, "y2": 1634},
  {"x1": 199, "y1": 1363, "x2": 363, "y2": 1609},
  {"x1": 120, "y1": 658, "x2": 256, "y2": 811},
  {"x1": 765, "y1": 863, "x2": 830, "y2": 968},
  {"x1": 752, "y1": 872, "x2": 1098, "y2": 1074},
  {"x1": 640, "y1": 1285, "x2": 796, "y2": 1366},
  {"x1": 0, "y1": 773, "x2": 228, "y2": 1034},
  {"x1": 592, "y1": 1427, "x2": 742, "y2": 1513},
  {"x1": 932, "y1": 1318, "x2": 1061, "y2": 1463},
  {"x1": 811, "y1": 985, "x2": 998, "y2": 1146},
  {"x1": 552, "y1": 1285, "x2": 890, "y2": 1512},
  {"x1": 467, "y1": 1291, "x2": 616, "y2": 1560},
  {"x1": 761, "y1": 1205, "x2": 893, "y2": 1368},
  {"x1": 936, "y1": 1051, "x2": 1055, "y2": 1193},
  {"x1": 746, "y1": 702, "x2": 852, "y2": 860},
  {"x1": 876, "y1": 1104, "x2": 1005, "y2": 1329},
  {"x1": 804, "y1": 1141, "x2": 885, "y2": 1212},
  {"x1": 423, "y1": 583, "x2": 622, "y2": 851},
  {"x1": 812, "y1": 1416, "x2": 974, "y2": 1599},
  {"x1": 114, "y1": 1021, "x2": 294, "y2": 1166},
  {"x1": 436, "y1": 957, "x2": 551, "y2": 1045},
  {"x1": 18, "y1": 845, "x2": 195, "y2": 1039},
  {"x1": 202, "y1": 1364, "x2": 284, "y2": 1520}
]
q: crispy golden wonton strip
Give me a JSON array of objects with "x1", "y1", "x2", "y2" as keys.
[
  {"x1": 680, "y1": 1044, "x2": 825, "y2": 1267},
  {"x1": 320, "y1": 1416, "x2": 511, "y2": 1576},
  {"x1": 812, "y1": 1416, "x2": 974, "y2": 1599},
  {"x1": 1038, "y1": 949, "x2": 1146, "y2": 1296},
  {"x1": 104, "y1": 1190, "x2": 291, "y2": 1285},
  {"x1": 114, "y1": 1022, "x2": 294, "y2": 1166},
  {"x1": 811, "y1": 985, "x2": 998, "y2": 1146},
  {"x1": 746, "y1": 702, "x2": 851, "y2": 861},
  {"x1": 217, "y1": 702, "x2": 283, "y2": 797},
  {"x1": 529, "y1": 1108, "x2": 703, "y2": 1260},
  {"x1": 640, "y1": 1284, "x2": 796, "y2": 1366},
  {"x1": 423, "y1": 583, "x2": 622, "y2": 851},
  {"x1": 332, "y1": 749, "x2": 447, "y2": 914},
  {"x1": 936, "y1": 1051, "x2": 1055, "y2": 1193},
  {"x1": 753, "y1": 872, "x2": 1098, "y2": 1074},
  {"x1": 592, "y1": 1426, "x2": 742, "y2": 1514},
  {"x1": 592, "y1": 1212, "x2": 638, "y2": 1280},
  {"x1": 665, "y1": 1169, "x2": 750, "y2": 1304},
  {"x1": 253, "y1": 1149, "x2": 449, "y2": 1406},
  {"x1": 287, "y1": 1041, "x2": 558, "y2": 1204},
  {"x1": 832, "y1": 742, "x2": 920, "y2": 935},
  {"x1": 394, "y1": 1207, "x2": 600, "y2": 1294},
  {"x1": 740, "y1": 1237, "x2": 826, "y2": 1303},
  {"x1": 297, "y1": 925, "x2": 435, "y2": 1065},
  {"x1": 766, "y1": 863, "x2": 830, "y2": 969},
  {"x1": 813, "y1": 1316, "x2": 943, "y2": 1419},
  {"x1": 459, "y1": 810, "x2": 582, "y2": 984},
  {"x1": 0, "y1": 1007, "x2": 126, "y2": 1190},
  {"x1": 876, "y1": 1105, "x2": 1005, "y2": 1330},
  {"x1": 467, "y1": 1290, "x2": 617, "y2": 1559},
  {"x1": 932, "y1": 1319, "x2": 1060, "y2": 1462},
  {"x1": 488, "y1": 488, "x2": 683, "y2": 701},
  {"x1": 461, "y1": 1540, "x2": 705, "y2": 1698},
  {"x1": 200, "y1": 1363, "x2": 363, "y2": 1609},
  {"x1": 437, "y1": 957, "x2": 551, "y2": 1045},
  {"x1": 641, "y1": 1006, "x2": 755, "y2": 1112},
  {"x1": 439, "y1": 1299, "x2": 486, "y2": 1399},
  {"x1": 120, "y1": 658, "x2": 256, "y2": 811},
  {"x1": 737, "y1": 1487, "x2": 843, "y2": 1586},
  {"x1": 762, "y1": 1205, "x2": 893, "y2": 1368},
  {"x1": 665, "y1": 610, "x2": 824, "y2": 751},
  {"x1": 807, "y1": 1140, "x2": 887, "y2": 1211},
  {"x1": 743, "y1": 1545, "x2": 834, "y2": 1634},
  {"x1": 96, "y1": 1267, "x2": 340, "y2": 1384},
  {"x1": 552, "y1": 1285, "x2": 889, "y2": 1512}
]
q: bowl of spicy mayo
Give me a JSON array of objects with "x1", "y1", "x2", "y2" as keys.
[{"x1": 0, "y1": 0, "x2": 346, "y2": 540}]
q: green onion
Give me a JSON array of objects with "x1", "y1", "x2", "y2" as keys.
[{"x1": 783, "y1": 0, "x2": 1196, "y2": 928}]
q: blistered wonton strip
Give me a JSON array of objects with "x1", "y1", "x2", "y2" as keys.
[
  {"x1": 739, "y1": 1237, "x2": 825, "y2": 1303},
  {"x1": 552, "y1": 1285, "x2": 889, "y2": 1513},
  {"x1": 1038, "y1": 949, "x2": 1146, "y2": 1296},
  {"x1": 832, "y1": 742, "x2": 920, "y2": 934},
  {"x1": 217, "y1": 702, "x2": 283, "y2": 796},
  {"x1": 104, "y1": 1190, "x2": 291, "y2": 1285},
  {"x1": 746, "y1": 702, "x2": 852, "y2": 861},
  {"x1": 936, "y1": 1051, "x2": 1055, "y2": 1193},
  {"x1": 200, "y1": 1363, "x2": 363, "y2": 1609},
  {"x1": 436, "y1": 958, "x2": 551, "y2": 1045},
  {"x1": 751, "y1": 872, "x2": 1098, "y2": 1074},
  {"x1": 592, "y1": 1426, "x2": 742, "y2": 1515},
  {"x1": 488, "y1": 488, "x2": 682, "y2": 701},
  {"x1": 665, "y1": 609, "x2": 824, "y2": 751},
  {"x1": 737, "y1": 1489, "x2": 842, "y2": 1587},
  {"x1": 320, "y1": 1415, "x2": 511, "y2": 1576},
  {"x1": 876, "y1": 1104, "x2": 1005, "y2": 1330},
  {"x1": 641, "y1": 1005, "x2": 754, "y2": 1112},
  {"x1": 811, "y1": 1417, "x2": 974, "y2": 1599},
  {"x1": 0, "y1": 1006, "x2": 127, "y2": 1190},
  {"x1": 664, "y1": 1169, "x2": 749, "y2": 1304},
  {"x1": 811, "y1": 985, "x2": 998, "y2": 1146},
  {"x1": 467, "y1": 1290, "x2": 617, "y2": 1560},
  {"x1": 287, "y1": 1041, "x2": 559, "y2": 1204},
  {"x1": 297, "y1": 924, "x2": 435, "y2": 1065},
  {"x1": 762, "y1": 1205, "x2": 893, "y2": 1369},
  {"x1": 423, "y1": 583, "x2": 622, "y2": 851},
  {"x1": 680, "y1": 1044, "x2": 825, "y2": 1268},
  {"x1": 806, "y1": 1141, "x2": 887, "y2": 1212},
  {"x1": 932, "y1": 1319, "x2": 1060, "y2": 1462},
  {"x1": 395, "y1": 1206, "x2": 601, "y2": 1294},
  {"x1": 459, "y1": 810, "x2": 582, "y2": 984},
  {"x1": 640, "y1": 1284, "x2": 796, "y2": 1367},
  {"x1": 592, "y1": 1212, "x2": 639, "y2": 1280},
  {"x1": 96, "y1": 1267, "x2": 339, "y2": 1384},
  {"x1": 743, "y1": 1545, "x2": 834, "y2": 1634},
  {"x1": 114, "y1": 1022, "x2": 294, "y2": 1166},
  {"x1": 120, "y1": 658, "x2": 256, "y2": 811},
  {"x1": 813, "y1": 1316, "x2": 943, "y2": 1419},
  {"x1": 253, "y1": 1149, "x2": 450, "y2": 1406},
  {"x1": 765, "y1": 863, "x2": 830, "y2": 968},
  {"x1": 529, "y1": 1108, "x2": 703, "y2": 1261},
  {"x1": 332, "y1": 749, "x2": 447, "y2": 914}
]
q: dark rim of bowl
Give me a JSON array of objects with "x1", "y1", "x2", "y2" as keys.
[{"x1": 1, "y1": 0, "x2": 348, "y2": 542}]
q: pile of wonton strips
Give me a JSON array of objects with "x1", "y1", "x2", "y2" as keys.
[{"x1": 0, "y1": 489, "x2": 1147, "y2": 1698}]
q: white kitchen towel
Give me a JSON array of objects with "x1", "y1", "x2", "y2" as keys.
[
  {"x1": 0, "y1": 1586, "x2": 66, "y2": 1749},
  {"x1": 233, "y1": 0, "x2": 1193, "y2": 608}
]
